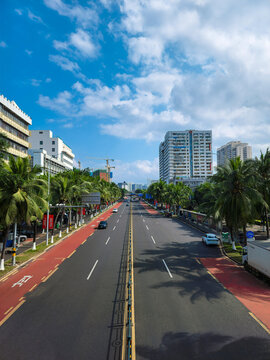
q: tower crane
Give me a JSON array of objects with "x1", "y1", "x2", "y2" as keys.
[{"x1": 86, "y1": 157, "x2": 115, "y2": 183}]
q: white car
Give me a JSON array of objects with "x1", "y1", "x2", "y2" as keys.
[
  {"x1": 202, "y1": 233, "x2": 219, "y2": 246},
  {"x1": 113, "y1": 208, "x2": 118, "y2": 213}
]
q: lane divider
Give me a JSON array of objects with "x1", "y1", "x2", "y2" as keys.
[
  {"x1": 162, "y1": 259, "x2": 173, "y2": 278},
  {"x1": 151, "y1": 236, "x2": 156, "y2": 244},
  {"x1": 87, "y1": 260, "x2": 98, "y2": 280},
  {"x1": 122, "y1": 204, "x2": 136, "y2": 360},
  {"x1": 106, "y1": 237, "x2": 110, "y2": 245}
]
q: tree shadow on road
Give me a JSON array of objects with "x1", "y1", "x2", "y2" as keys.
[
  {"x1": 134, "y1": 242, "x2": 225, "y2": 303},
  {"x1": 136, "y1": 331, "x2": 270, "y2": 360}
]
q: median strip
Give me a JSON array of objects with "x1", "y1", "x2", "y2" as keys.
[{"x1": 122, "y1": 204, "x2": 136, "y2": 360}]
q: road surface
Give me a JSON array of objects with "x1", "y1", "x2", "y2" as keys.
[{"x1": 0, "y1": 201, "x2": 270, "y2": 360}]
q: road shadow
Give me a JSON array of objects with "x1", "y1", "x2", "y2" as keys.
[
  {"x1": 136, "y1": 331, "x2": 270, "y2": 360},
  {"x1": 134, "y1": 242, "x2": 225, "y2": 303}
]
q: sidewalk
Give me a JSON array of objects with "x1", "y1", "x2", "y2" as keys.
[{"x1": 0, "y1": 203, "x2": 122, "y2": 327}]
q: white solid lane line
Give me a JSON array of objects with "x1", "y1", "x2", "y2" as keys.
[
  {"x1": 146, "y1": 225, "x2": 149, "y2": 230},
  {"x1": 162, "y1": 259, "x2": 173, "y2": 278},
  {"x1": 113, "y1": 226, "x2": 116, "y2": 231},
  {"x1": 87, "y1": 260, "x2": 99, "y2": 280},
  {"x1": 106, "y1": 237, "x2": 110, "y2": 245},
  {"x1": 151, "y1": 236, "x2": 156, "y2": 244}
]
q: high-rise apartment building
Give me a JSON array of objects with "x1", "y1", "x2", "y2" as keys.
[
  {"x1": 0, "y1": 95, "x2": 31, "y2": 159},
  {"x1": 29, "y1": 130, "x2": 75, "y2": 170},
  {"x1": 159, "y1": 130, "x2": 212, "y2": 183},
  {"x1": 217, "y1": 141, "x2": 252, "y2": 167}
]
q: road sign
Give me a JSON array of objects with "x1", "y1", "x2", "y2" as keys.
[
  {"x1": 81, "y1": 192, "x2": 101, "y2": 205},
  {"x1": 246, "y1": 231, "x2": 254, "y2": 239}
]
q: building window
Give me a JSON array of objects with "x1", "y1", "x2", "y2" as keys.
[
  {"x1": 39, "y1": 131, "x2": 43, "y2": 134},
  {"x1": 52, "y1": 148, "x2": 55, "y2": 152},
  {"x1": 52, "y1": 141, "x2": 55, "y2": 145},
  {"x1": 40, "y1": 141, "x2": 43, "y2": 145},
  {"x1": 40, "y1": 148, "x2": 43, "y2": 150}
]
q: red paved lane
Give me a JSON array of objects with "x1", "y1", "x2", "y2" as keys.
[
  {"x1": 200, "y1": 257, "x2": 270, "y2": 331},
  {"x1": 0, "y1": 203, "x2": 122, "y2": 326},
  {"x1": 140, "y1": 201, "x2": 159, "y2": 215}
]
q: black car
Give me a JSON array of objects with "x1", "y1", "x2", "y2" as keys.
[{"x1": 98, "y1": 221, "x2": 108, "y2": 229}]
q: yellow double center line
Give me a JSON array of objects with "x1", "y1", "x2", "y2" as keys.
[{"x1": 122, "y1": 204, "x2": 136, "y2": 359}]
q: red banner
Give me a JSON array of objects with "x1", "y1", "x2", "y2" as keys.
[{"x1": 42, "y1": 215, "x2": 54, "y2": 229}]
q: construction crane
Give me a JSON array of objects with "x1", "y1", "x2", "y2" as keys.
[{"x1": 86, "y1": 157, "x2": 115, "y2": 183}]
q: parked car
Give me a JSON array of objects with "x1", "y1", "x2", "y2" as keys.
[
  {"x1": 126, "y1": 203, "x2": 129, "y2": 206},
  {"x1": 113, "y1": 208, "x2": 118, "y2": 213},
  {"x1": 165, "y1": 212, "x2": 173, "y2": 217},
  {"x1": 98, "y1": 221, "x2": 108, "y2": 229},
  {"x1": 202, "y1": 233, "x2": 219, "y2": 246}
]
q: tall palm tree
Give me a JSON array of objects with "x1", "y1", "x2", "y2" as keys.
[
  {"x1": 214, "y1": 158, "x2": 265, "y2": 249},
  {"x1": 253, "y1": 149, "x2": 270, "y2": 238},
  {"x1": 0, "y1": 156, "x2": 47, "y2": 270}
]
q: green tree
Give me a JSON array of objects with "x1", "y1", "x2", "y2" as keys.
[
  {"x1": 0, "y1": 156, "x2": 47, "y2": 270},
  {"x1": 214, "y1": 158, "x2": 265, "y2": 249},
  {"x1": 253, "y1": 149, "x2": 270, "y2": 238}
]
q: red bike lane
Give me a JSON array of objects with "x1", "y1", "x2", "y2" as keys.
[
  {"x1": 200, "y1": 257, "x2": 270, "y2": 334},
  {"x1": 0, "y1": 203, "x2": 122, "y2": 327},
  {"x1": 140, "y1": 201, "x2": 159, "y2": 215}
]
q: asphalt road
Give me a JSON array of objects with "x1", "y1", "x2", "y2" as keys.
[
  {"x1": 133, "y1": 202, "x2": 270, "y2": 360},
  {"x1": 0, "y1": 204, "x2": 130, "y2": 360},
  {"x1": 1, "y1": 201, "x2": 270, "y2": 360}
]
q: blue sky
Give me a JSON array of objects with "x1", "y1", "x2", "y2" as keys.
[{"x1": 1, "y1": 0, "x2": 270, "y2": 183}]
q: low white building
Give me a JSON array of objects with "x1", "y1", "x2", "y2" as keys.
[
  {"x1": 29, "y1": 130, "x2": 75, "y2": 170},
  {"x1": 29, "y1": 149, "x2": 67, "y2": 175}
]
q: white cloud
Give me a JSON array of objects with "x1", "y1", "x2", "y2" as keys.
[
  {"x1": 45, "y1": 78, "x2": 52, "y2": 83},
  {"x1": 31, "y1": 79, "x2": 42, "y2": 87},
  {"x1": 44, "y1": 0, "x2": 98, "y2": 28},
  {"x1": 25, "y1": 49, "x2": 32, "y2": 55},
  {"x1": 49, "y1": 54, "x2": 80, "y2": 72},
  {"x1": 0, "y1": 41, "x2": 7, "y2": 48},
  {"x1": 112, "y1": 158, "x2": 159, "y2": 183},
  {"x1": 53, "y1": 29, "x2": 98, "y2": 59},
  {"x1": 27, "y1": 10, "x2": 44, "y2": 24},
  {"x1": 39, "y1": 0, "x2": 270, "y2": 159},
  {"x1": 38, "y1": 91, "x2": 75, "y2": 115},
  {"x1": 14, "y1": 9, "x2": 23, "y2": 15}
]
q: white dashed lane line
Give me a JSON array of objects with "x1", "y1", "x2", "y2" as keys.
[
  {"x1": 113, "y1": 226, "x2": 116, "y2": 231},
  {"x1": 105, "y1": 237, "x2": 110, "y2": 245},
  {"x1": 151, "y1": 236, "x2": 156, "y2": 244},
  {"x1": 146, "y1": 225, "x2": 149, "y2": 230},
  {"x1": 87, "y1": 260, "x2": 99, "y2": 280},
  {"x1": 162, "y1": 259, "x2": 173, "y2": 278}
]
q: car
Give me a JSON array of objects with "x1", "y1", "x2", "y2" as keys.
[
  {"x1": 202, "y1": 233, "x2": 219, "y2": 246},
  {"x1": 113, "y1": 208, "x2": 118, "y2": 213},
  {"x1": 165, "y1": 212, "x2": 172, "y2": 217},
  {"x1": 98, "y1": 221, "x2": 108, "y2": 229},
  {"x1": 126, "y1": 203, "x2": 129, "y2": 206}
]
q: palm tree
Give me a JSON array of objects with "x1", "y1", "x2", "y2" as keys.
[
  {"x1": 0, "y1": 156, "x2": 47, "y2": 270},
  {"x1": 214, "y1": 158, "x2": 265, "y2": 249},
  {"x1": 253, "y1": 149, "x2": 270, "y2": 238},
  {"x1": 147, "y1": 180, "x2": 167, "y2": 207}
]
